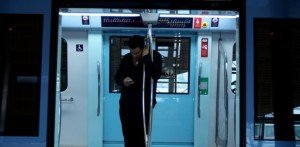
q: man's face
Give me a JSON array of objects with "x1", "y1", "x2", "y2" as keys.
[{"x1": 130, "y1": 47, "x2": 142, "y2": 60}]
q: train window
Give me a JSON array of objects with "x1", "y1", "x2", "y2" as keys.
[
  {"x1": 110, "y1": 36, "x2": 128, "y2": 93},
  {"x1": 156, "y1": 37, "x2": 190, "y2": 94},
  {"x1": 61, "y1": 38, "x2": 68, "y2": 91},
  {"x1": 110, "y1": 36, "x2": 190, "y2": 94},
  {"x1": 0, "y1": 14, "x2": 42, "y2": 136},
  {"x1": 254, "y1": 18, "x2": 300, "y2": 141},
  {"x1": 231, "y1": 43, "x2": 236, "y2": 94}
]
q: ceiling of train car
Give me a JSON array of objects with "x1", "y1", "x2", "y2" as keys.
[
  {"x1": 60, "y1": 8, "x2": 238, "y2": 34},
  {"x1": 61, "y1": 8, "x2": 238, "y2": 16},
  {"x1": 100, "y1": 28, "x2": 199, "y2": 35}
]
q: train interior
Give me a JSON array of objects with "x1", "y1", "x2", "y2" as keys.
[{"x1": 55, "y1": 8, "x2": 240, "y2": 147}]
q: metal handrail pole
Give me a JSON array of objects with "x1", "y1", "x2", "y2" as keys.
[{"x1": 147, "y1": 24, "x2": 154, "y2": 147}]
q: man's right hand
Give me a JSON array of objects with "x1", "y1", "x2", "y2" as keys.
[{"x1": 123, "y1": 77, "x2": 134, "y2": 86}]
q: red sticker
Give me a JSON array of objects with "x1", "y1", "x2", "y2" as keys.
[
  {"x1": 194, "y1": 17, "x2": 202, "y2": 29},
  {"x1": 201, "y1": 38, "x2": 208, "y2": 57}
]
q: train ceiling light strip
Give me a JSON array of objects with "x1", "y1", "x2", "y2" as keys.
[
  {"x1": 59, "y1": 12, "x2": 140, "y2": 16},
  {"x1": 160, "y1": 14, "x2": 239, "y2": 18},
  {"x1": 59, "y1": 12, "x2": 239, "y2": 18}
]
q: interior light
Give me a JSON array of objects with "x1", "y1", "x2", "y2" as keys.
[
  {"x1": 59, "y1": 12, "x2": 239, "y2": 18},
  {"x1": 59, "y1": 12, "x2": 140, "y2": 17},
  {"x1": 160, "y1": 14, "x2": 239, "y2": 18}
]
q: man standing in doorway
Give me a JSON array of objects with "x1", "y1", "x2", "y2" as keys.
[{"x1": 114, "y1": 35, "x2": 162, "y2": 147}]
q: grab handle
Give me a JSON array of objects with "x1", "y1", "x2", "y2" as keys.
[
  {"x1": 197, "y1": 63, "x2": 202, "y2": 118},
  {"x1": 97, "y1": 61, "x2": 101, "y2": 116},
  {"x1": 61, "y1": 97, "x2": 74, "y2": 102},
  {"x1": 223, "y1": 59, "x2": 229, "y2": 117}
]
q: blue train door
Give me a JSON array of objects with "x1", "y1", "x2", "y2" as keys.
[{"x1": 101, "y1": 32, "x2": 198, "y2": 147}]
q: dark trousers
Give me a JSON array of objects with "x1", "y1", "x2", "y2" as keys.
[{"x1": 119, "y1": 105, "x2": 149, "y2": 147}]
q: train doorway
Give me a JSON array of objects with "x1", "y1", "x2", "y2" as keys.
[{"x1": 54, "y1": 7, "x2": 240, "y2": 147}]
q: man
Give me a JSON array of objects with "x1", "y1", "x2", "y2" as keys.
[{"x1": 114, "y1": 35, "x2": 162, "y2": 147}]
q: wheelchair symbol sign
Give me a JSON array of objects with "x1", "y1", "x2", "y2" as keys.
[{"x1": 76, "y1": 44, "x2": 83, "y2": 52}]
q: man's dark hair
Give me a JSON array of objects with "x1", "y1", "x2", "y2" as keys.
[{"x1": 127, "y1": 35, "x2": 145, "y2": 50}]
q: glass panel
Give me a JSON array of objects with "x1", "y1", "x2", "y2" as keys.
[
  {"x1": 0, "y1": 14, "x2": 43, "y2": 136},
  {"x1": 110, "y1": 36, "x2": 129, "y2": 93},
  {"x1": 157, "y1": 37, "x2": 190, "y2": 94},
  {"x1": 61, "y1": 38, "x2": 68, "y2": 91},
  {"x1": 255, "y1": 18, "x2": 300, "y2": 141},
  {"x1": 109, "y1": 36, "x2": 190, "y2": 94},
  {"x1": 231, "y1": 43, "x2": 236, "y2": 94}
]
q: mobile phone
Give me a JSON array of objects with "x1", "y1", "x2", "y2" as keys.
[{"x1": 125, "y1": 79, "x2": 132, "y2": 82}]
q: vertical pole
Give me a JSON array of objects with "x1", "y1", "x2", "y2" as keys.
[
  {"x1": 147, "y1": 24, "x2": 154, "y2": 147},
  {"x1": 142, "y1": 61, "x2": 147, "y2": 146},
  {"x1": 142, "y1": 23, "x2": 154, "y2": 147}
]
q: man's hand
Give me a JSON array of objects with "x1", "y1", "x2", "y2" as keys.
[
  {"x1": 142, "y1": 47, "x2": 149, "y2": 57},
  {"x1": 123, "y1": 77, "x2": 134, "y2": 87},
  {"x1": 142, "y1": 38, "x2": 150, "y2": 57}
]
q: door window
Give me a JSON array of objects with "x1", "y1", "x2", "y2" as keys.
[
  {"x1": 109, "y1": 36, "x2": 190, "y2": 94},
  {"x1": 0, "y1": 14, "x2": 43, "y2": 136}
]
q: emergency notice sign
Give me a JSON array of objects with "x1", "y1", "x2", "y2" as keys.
[{"x1": 201, "y1": 38, "x2": 208, "y2": 57}]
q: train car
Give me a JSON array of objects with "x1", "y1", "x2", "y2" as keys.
[
  {"x1": 55, "y1": 6, "x2": 239, "y2": 147},
  {"x1": 1, "y1": 0, "x2": 300, "y2": 147}
]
